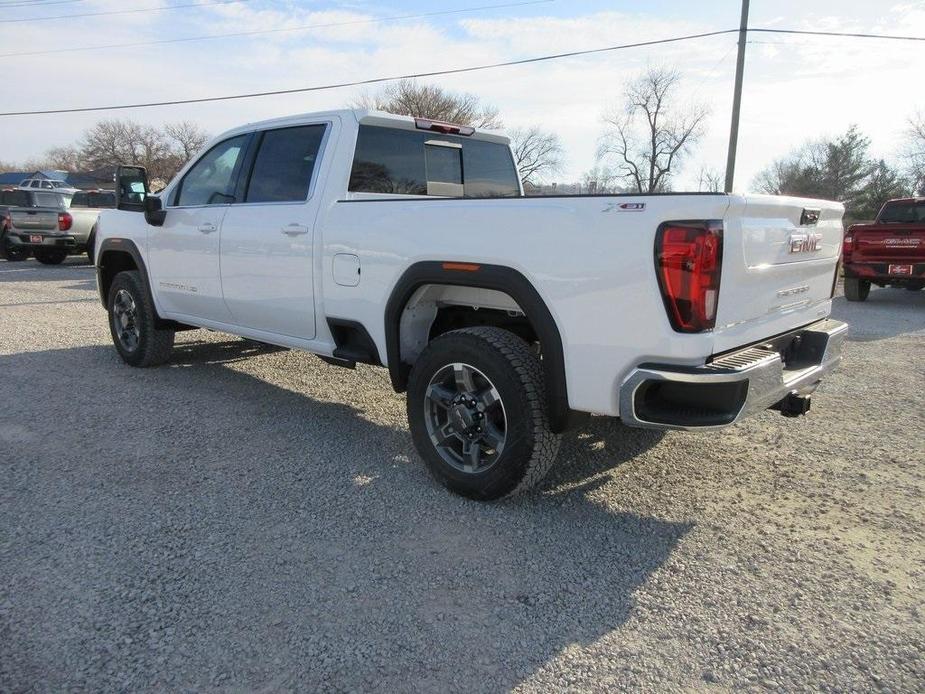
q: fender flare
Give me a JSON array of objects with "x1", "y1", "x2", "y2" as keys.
[
  {"x1": 96, "y1": 238, "x2": 153, "y2": 308},
  {"x1": 384, "y1": 261, "x2": 570, "y2": 432}
]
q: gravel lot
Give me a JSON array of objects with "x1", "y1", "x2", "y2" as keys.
[{"x1": 1, "y1": 256, "x2": 923, "y2": 692}]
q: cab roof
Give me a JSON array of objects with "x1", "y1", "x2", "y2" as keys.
[{"x1": 226, "y1": 108, "x2": 510, "y2": 145}]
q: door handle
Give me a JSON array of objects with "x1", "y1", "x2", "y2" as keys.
[
  {"x1": 197, "y1": 223, "x2": 217, "y2": 234},
  {"x1": 281, "y1": 224, "x2": 310, "y2": 236}
]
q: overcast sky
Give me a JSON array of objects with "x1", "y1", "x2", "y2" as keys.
[{"x1": 0, "y1": 0, "x2": 921, "y2": 190}]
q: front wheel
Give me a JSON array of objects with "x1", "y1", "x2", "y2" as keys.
[
  {"x1": 107, "y1": 270, "x2": 175, "y2": 367},
  {"x1": 844, "y1": 277, "x2": 870, "y2": 302},
  {"x1": 406, "y1": 326, "x2": 561, "y2": 500},
  {"x1": 34, "y1": 248, "x2": 68, "y2": 265}
]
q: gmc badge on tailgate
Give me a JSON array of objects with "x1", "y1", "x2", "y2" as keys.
[{"x1": 790, "y1": 232, "x2": 823, "y2": 254}]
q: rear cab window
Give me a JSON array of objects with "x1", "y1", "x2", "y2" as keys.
[
  {"x1": 348, "y1": 124, "x2": 521, "y2": 198},
  {"x1": 33, "y1": 192, "x2": 63, "y2": 208},
  {"x1": 878, "y1": 201, "x2": 925, "y2": 223}
]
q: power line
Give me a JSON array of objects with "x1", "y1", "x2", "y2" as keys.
[
  {"x1": 0, "y1": 29, "x2": 740, "y2": 116},
  {"x1": 0, "y1": 0, "x2": 555, "y2": 57},
  {"x1": 0, "y1": 0, "x2": 86, "y2": 7},
  {"x1": 3, "y1": 25, "x2": 923, "y2": 117},
  {"x1": 0, "y1": 0, "x2": 250, "y2": 24},
  {"x1": 751, "y1": 27, "x2": 925, "y2": 42}
]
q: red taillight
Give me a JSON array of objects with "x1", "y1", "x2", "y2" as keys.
[
  {"x1": 655, "y1": 221, "x2": 723, "y2": 333},
  {"x1": 58, "y1": 212, "x2": 72, "y2": 231},
  {"x1": 842, "y1": 234, "x2": 853, "y2": 259}
]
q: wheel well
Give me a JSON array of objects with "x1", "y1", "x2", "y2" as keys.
[
  {"x1": 385, "y1": 262, "x2": 570, "y2": 432},
  {"x1": 398, "y1": 284, "x2": 537, "y2": 367},
  {"x1": 97, "y1": 250, "x2": 138, "y2": 305}
]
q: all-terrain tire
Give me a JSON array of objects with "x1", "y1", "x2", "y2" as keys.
[
  {"x1": 33, "y1": 248, "x2": 68, "y2": 265},
  {"x1": 844, "y1": 277, "x2": 870, "y2": 302},
  {"x1": 107, "y1": 270, "x2": 175, "y2": 367},
  {"x1": 407, "y1": 326, "x2": 561, "y2": 500}
]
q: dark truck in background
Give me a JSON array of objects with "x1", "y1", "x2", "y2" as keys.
[
  {"x1": 0, "y1": 188, "x2": 113, "y2": 264},
  {"x1": 843, "y1": 198, "x2": 925, "y2": 301},
  {"x1": 0, "y1": 188, "x2": 72, "y2": 263}
]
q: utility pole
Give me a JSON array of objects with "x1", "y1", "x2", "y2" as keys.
[{"x1": 724, "y1": 0, "x2": 750, "y2": 193}]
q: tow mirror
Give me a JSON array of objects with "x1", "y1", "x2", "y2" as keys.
[
  {"x1": 143, "y1": 195, "x2": 166, "y2": 227},
  {"x1": 114, "y1": 165, "x2": 149, "y2": 212}
]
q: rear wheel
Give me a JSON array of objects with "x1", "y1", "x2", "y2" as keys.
[
  {"x1": 0, "y1": 231, "x2": 29, "y2": 261},
  {"x1": 34, "y1": 248, "x2": 68, "y2": 265},
  {"x1": 905, "y1": 282, "x2": 924, "y2": 292},
  {"x1": 406, "y1": 326, "x2": 560, "y2": 500},
  {"x1": 107, "y1": 270, "x2": 175, "y2": 367},
  {"x1": 844, "y1": 277, "x2": 870, "y2": 302}
]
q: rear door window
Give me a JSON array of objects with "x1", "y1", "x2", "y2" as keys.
[{"x1": 244, "y1": 124, "x2": 326, "y2": 203}]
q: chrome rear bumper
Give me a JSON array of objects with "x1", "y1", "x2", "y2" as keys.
[{"x1": 619, "y1": 318, "x2": 848, "y2": 430}]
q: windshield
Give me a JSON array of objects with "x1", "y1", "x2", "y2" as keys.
[{"x1": 878, "y1": 201, "x2": 925, "y2": 223}]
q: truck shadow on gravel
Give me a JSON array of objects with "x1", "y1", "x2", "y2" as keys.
[{"x1": 1, "y1": 338, "x2": 687, "y2": 693}]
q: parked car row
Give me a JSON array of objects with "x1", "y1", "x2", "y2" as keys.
[{"x1": 0, "y1": 186, "x2": 114, "y2": 263}]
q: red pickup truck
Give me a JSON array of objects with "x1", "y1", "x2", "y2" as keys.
[{"x1": 843, "y1": 198, "x2": 925, "y2": 301}]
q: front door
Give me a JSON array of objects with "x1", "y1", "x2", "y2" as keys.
[
  {"x1": 219, "y1": 124, "x2": 327, "y2": 339},
  {"x1": 148, "y1": 133, "x2": 251, "y2": 322}
]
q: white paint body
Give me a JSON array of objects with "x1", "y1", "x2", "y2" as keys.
[{"x1": 95, "y1": 109, "x2": 844, "y2": 418}]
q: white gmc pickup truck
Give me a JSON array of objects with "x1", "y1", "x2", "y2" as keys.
[{"x1": 94, "y1": 109, "x2": 848, "y2": 500}]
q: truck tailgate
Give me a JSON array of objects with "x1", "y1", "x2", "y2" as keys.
[
  {"x1": 848, "y1": 224, "x2": 925, "y2": 262},
  {"x1": 10, "y1": 208, "x2": 58, "y2": 232},
  {"x1": 712, "y1": 194, "x2": 844, "y2": 353}
]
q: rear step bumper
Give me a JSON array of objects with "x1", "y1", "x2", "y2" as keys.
[{"x1": 619, "y1": 318, "x2": 848, "y2": 430}]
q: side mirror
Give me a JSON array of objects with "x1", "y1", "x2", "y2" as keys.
[
  {"x1": 143, "y1": 196, "x2": 166, "y2": 227},
  {"x1": 114, "y1": 165, "x2": 149, "y2": 212}
]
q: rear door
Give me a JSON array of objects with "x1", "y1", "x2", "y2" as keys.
[
  {"x1": 150, "y1": 133, "x2": 251, "y2": 322},
  {"x1": 712, "y1": 195, "x2": 844, "y2": 353},
  {"x1": 218, "y1": 123, "x2": 328, "y2": 339}
]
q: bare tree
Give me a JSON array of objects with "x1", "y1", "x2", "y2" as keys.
[
  {"x1": 599, "y1": 67, "x2": 708, "y2": 193},
  {"x1": 905, "y1": 111, "x2": 925, "y2": 194},
  {"x1": 697, "y1": 167, "x2": 723, "y2": 193},
  {"x1": 352, "y1": 79, "x2": 502, "y2": 128},
  {"x1": 579, "y1": 165, "x2": 626, "y2": 194},
  {"x1": 508, "y1": 126, "x2": 564, "y2": 186},
  {"x1": 164, "y1": 121, "x2": 210, "y2": 162},
  {"x1": 79, "y1": 119, "x2": 208, "y2": 181},
  {"x1": 44, "y1": 146, "x2": 84, "y2": 172}
]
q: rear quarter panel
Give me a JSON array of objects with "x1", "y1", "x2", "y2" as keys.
[{"x1": 319, "y1": 194, "x2": 732, "y2": 416}]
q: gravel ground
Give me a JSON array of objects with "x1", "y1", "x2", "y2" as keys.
[{"x1": 1, "y1": 256, "x2": 923, "y2": 692}]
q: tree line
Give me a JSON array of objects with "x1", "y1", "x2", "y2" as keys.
[
  {"x1": 3, "y1": 69, "x2": 922, "y2": 221},
  {"x1": 0, "y1": 120, "x2": 210, "y2": 186}
]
